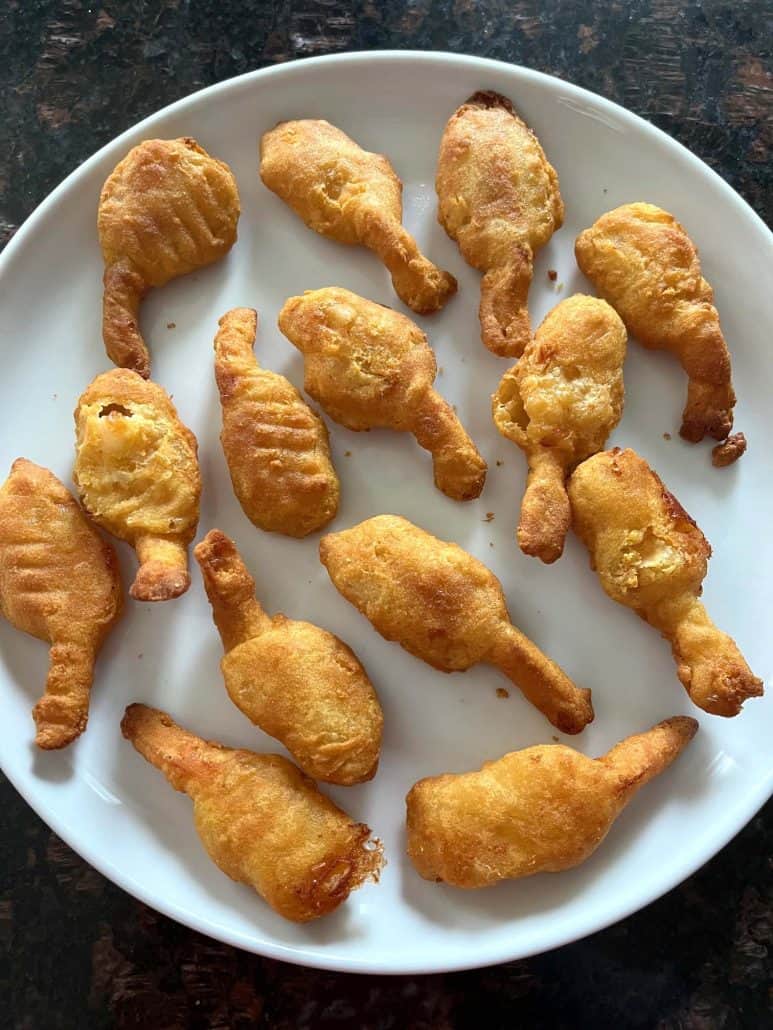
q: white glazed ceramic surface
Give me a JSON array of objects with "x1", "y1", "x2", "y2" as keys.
[{"x1": 0, "y1": 52, "x2": 770, "y2": 974}]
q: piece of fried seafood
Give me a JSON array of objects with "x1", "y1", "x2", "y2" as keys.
[
  {"x1": 194, "y1": 529, "x2": 383, "y2": 785},
  {"x1": 406, "y1": 716, "x2": 697, "y2": 887},
  {"x1": 492, "y1": 294, "x2": 626, "y2": 563},
  {"x1": 575, "y1": 202, "x2": 737, "y2": 446},
  {"x1": 260, "y1": 119, "x2": 456, "y2": 314},
  {"x1": 214, "y1": 307, "x2": 339, "y2": 537},
  {"x1": 121, "y1": 704, "x2": 383, "y2": 922},
  {"x1": 436, "y1": 90, "x2": 564, "y2": 356},
  {"x1": 74, "y1": 369, "x2": 201, "y2": 602},
  {"x1": 568, "y1": 447, "x2": 762, "y2": 716},
  {"x1": 99, "y1": 137, "x2": 240, "y2": 377},
  {"x1": 279, "y1": 287, "x2": 486, "y2": 502},
  {"x1": 320, "y1": 514, "x2": 593, "y2": 734},
  {"x1": 0, "y1": 459, "x2": 123, "y2": 748}
]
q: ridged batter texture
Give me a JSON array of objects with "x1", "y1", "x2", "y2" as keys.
[
  {"x1": 74, "y1": 369, "x2": 201, "y2": 602},
  {"x1": 493, "y1": 295, "x2": 626, "y2": 563},
  {"x1": 568, "y1": 448, "x2": 762, "y2": 715},
  {"x1": 194, "y1": 530, "x2": 383, "y2": 785},
  {"x1": 214, "y1": 307, "x2": 339, "y2": 537},
  {"x1": 575, "y1": 202, "x2": 736, "y2": 444},
  {"x1": 0, "y1": 459, "x2": 123, "y2": 748},
  {"x1": 260, "y1": 119, "x2": 456, "y2": 314},
  {"x1": 406, "y1": 716, "x2": 697, "y2": 887},
  {"x1": 320, "y1": 514, "x2": 593, "y2": 734},
  {"x1": 121, "y1": 704, "x2": 383, "y2": 922},
  {"x1": 99, "y1": 137, "x2": 240, "y2": 377},
  {"x1": 279, "y1": 287, "x2": 486, "y2": 502},
  {"x1": 436, "y1": 90, "x2": 564, "y2": 356}
]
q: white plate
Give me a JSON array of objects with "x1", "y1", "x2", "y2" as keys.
[{"x1": 0, "y1": 51, "x2": 771, "y2": 975}]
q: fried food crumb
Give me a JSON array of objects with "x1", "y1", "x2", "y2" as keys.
[
  {"x1": 344, "y1": 450, "x2": 352, "y2": 457},
  {"x1": 496, "y1": 459, "x2": 503, "y2": 467},
  {"x1": 663, "y1": 432, "x2": 672, "y2": 441},
  {"x1": 496, "y1": 687, "x2": 509, "y2": 699},
  {"x1": 137, "y1": 653, "x2": 143, "y2": 659},
  {"x1": 166, "y1": 322, "x2": 176, "y2": 330},
  {"x1": 484, "y1": 512, "x2": 495, "y2": 522},
  {"x1": 547, "y1": 269, "x2": 558, "y2": 282},
  {"x1": 552, "y1": 735, "x2": 559, "y2": 742},
  {"x1": 712, "y1": 432, "x2": 747, "y2": 467}
]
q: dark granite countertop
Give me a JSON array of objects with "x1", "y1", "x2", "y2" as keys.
[{"x1": 1, "y1": 2, "x2": 770, "y2": 1027}]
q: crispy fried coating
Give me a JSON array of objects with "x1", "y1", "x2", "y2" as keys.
[
  {"x1": 0, "y1": 459, "x2": 123, "y2": 748},
  {"x1": 319, "y1": 515, "x2": 592, "y2": 733},
  {"x1": 493, "y1": 295, "x2": 627, "y2": 563},
  {"x1": 712, "y1": 432, "x2": 747, "y2": 468},
  {"x1": 260, "y1": 120, "x2": 456, "y2": 314},
  {"x1": 99, "y1": 137, "x2": 240, "y2": 378},
  {"x1": 436, "y1": 91, "x2": 564, "y2": 357},
  {"x1": 214, "y1": 308, "x2": 339, "y2": 537},
  {"x1": 406, "y1": 716, "x2": 697, "y2": 888},
  {"x1": 194, "y1": 530, "x2": 383, "y2": 785},
  {"x1": 279, "y1": 288, "x2": 486, "y2": 502},
  {"x1": 74, "y1": 369, "x2": 201, "y2": 602},
  {"x1": 121, "y1": 704, "x2": 383, "y2": 922},
  {"x1": 568, "y1": 448, "x2": 763, "y2": 716},
  {"x1": 575, "y1": 203, "x2": 736, "y2": 444}
]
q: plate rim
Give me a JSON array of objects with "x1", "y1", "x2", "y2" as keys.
[{"x1": 0, "y1": 49, "x2": 771, "y2": 975}]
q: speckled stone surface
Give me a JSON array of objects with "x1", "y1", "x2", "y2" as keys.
[{"x1": 0, "y1": 2, "x2": 770, "y2": 1027}]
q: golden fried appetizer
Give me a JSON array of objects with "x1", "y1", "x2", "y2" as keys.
[
  {"x1": 214, "y1": 308, "x2": 339, "y2": 537},
  {"x1": 99, "y1": 137, "x2": 240, "y2": 377},
  {"x1": 575, "y1": 203, "x2": 736, "y2": 444},
  {"x1": 492, "y1": 295, "x2": 627, "y2": 563},
  {"x1": 320, "y1": 515, "x2": 592, "y2": 733},
  {"x1": 260, "y1": 119, "x2": 456, "y2": 314},
  {"x1": 74, "y1": 369, "x2": 201, "y2": 602},
  {"x1": 436, "y1": 91, "x2": 564, "y2": 356},
  {"x1": 194, "y1": 530, "x2": 383, "y2": 784},
  {"x1": 406, "y1": 716, "x2": 697, "y2": 888},
  {"x1": 279, "y1": 288, "x2": 486, "y2": 501},
  {"x1": 568, "y1": 448, "x2": 763, "y2": 716},
  {"x1": 121, "y1": 704, "x2": 383, "y2": 922},
  {"x1": 0, "y1": 459, "x2": 122, "y2": 749}
]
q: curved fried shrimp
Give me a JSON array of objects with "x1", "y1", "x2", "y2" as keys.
[
  {"x1": 0, "y1": 459, "x2": 123, "y2": 748},
  {"x1": 279, "y1": 288, "x2": 486, "y2": 501},
  {"x1": 99, "y1": 137, "x2": 240, "y2": 377},
  {"x1": 320, "y1": 514, "x2": 593, "y2": 734},
  {"x1": 74, "y1": 369, "x2": 201, "y2": 602},
  {"x1": 121, "y1": 704, "x2": 383, "y2": 922},
  {"x1": 214, "y1": 308, "x2": 339, "y2": 537},
  {"x1": 260, "y1": 119, "x2": 456, "y2": 314},
  {"x1": 575, "y1": 203, "x2": 736, "y2": 444},
  {"x1": 436, "y1": 91, "x2": 564, "y2": 356},
  {"x1": 493, "y1": 295, "x2": 626, "y2": 563},
  {"x1": 406, "y1": 716, "x2": 697, "y2": 887},
  {"x1": 568, "y1": 448, "x2": 763, "y2": 715},
  {"x1": 194, "y1": 530, "x2": 383, "y2": 785}
]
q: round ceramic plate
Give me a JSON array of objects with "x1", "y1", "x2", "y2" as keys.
[{"x1": 0, "y1": 52, "x2": 771, "y2": 975}]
